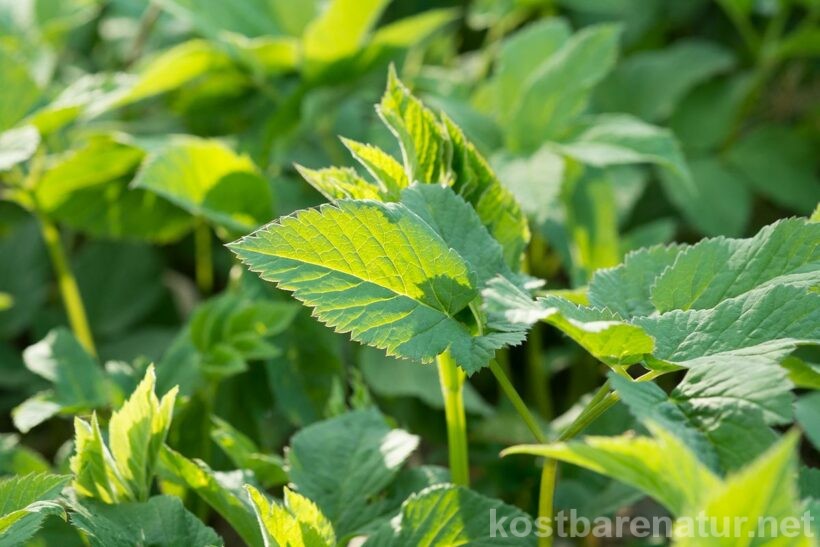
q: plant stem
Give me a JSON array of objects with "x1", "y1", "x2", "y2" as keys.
[
  {"x1": 437, "y1": 350, "x2": 469, "y2": 486},
  {"x1": 37, "y1": 215, "x2": 96, "y2": 355},
  {"x1": 558, "y1": 369, "x2": 668, "y2": 441},
  {"x1": 126, "y1": 1, "x2": 161, "y2": 67},
  {"x1": 489, "y1": 359, "x2": 546, "y2": 443},
  {"x1": 537, "y1": 460, "x2": 558, "y2": 547},
  {"x1": 489, "y1": 359, "x2": 553, "y2": 546},
  {"x1": 194, "y1": 220, "x2": 213, "y2": 294}
]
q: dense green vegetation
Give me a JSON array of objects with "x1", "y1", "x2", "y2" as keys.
[{"x1": 0, "y1": 0, "x2": 818, "y2": 545}]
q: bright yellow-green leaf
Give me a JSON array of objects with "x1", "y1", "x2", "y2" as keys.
[
  {"x1": 109, "y1": 367, "x2": 177, "y2": 501},
  {"x1": 503, "y1": 423, "x2": 720, "y2": 516},
  {"x1": 132, "y1": 136, "x2": 273, "y2": 233},
  {"x1": 246, "y1": 485, "x2": 334, "y2": 547}
]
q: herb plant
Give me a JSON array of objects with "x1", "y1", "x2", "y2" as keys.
[{"x1": 0, "y1": 1, "x2": 817, "y2": 546}]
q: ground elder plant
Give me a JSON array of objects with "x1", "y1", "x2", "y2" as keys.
[
  {"x1": 231, "y1": 71, "x2": 820, "y2": 545},
  {"x1": 0, "y1": 1, "x2": 818, "y2": 546}
]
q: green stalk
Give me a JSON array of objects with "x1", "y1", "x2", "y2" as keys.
[
  {"x1": 490, "y1": 360, "x2": 546, "y2": 443},
  {"x1": 489, "y1": 359, "x2": 555, "y2": 546},
  {"x1": 38, "y1": 215, "x2": 96, "y2": 355},
  {"x1": 537, "y1": 460, "x2": 558, "y2": 547},
  {"x1": 437, "y1": 350, "x2": 469, "y2": 486},
  {"x1": 194, "y1": 220, "x2": 213, "y2": 294}
]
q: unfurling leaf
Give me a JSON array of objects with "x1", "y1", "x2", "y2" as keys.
[{"x1": 70, "y1": 366, "x2": 178, "y2": 503}]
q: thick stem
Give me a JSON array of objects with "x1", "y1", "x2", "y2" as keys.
[
  {"x1": 194, "y1": 220, "x2": 213, "y2": 294},
  {"x1": 38, "y1": 216, "x2": 96, "y2": 355},
  {"x1": 537, "y1": 460, "x2": 558, "y2": 547},
  {"x1": 437, "y1": 350, "x2": 469, "y2": 486}
]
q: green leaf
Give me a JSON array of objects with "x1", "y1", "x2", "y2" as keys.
[
  {"x1": 228, "y1": 35, "x2": 299, "y2": 74},
  {"x1": 672, "y1": 432, "x2": 813, "y2": 545},
  {"x1": 0, "y1": 434, "x2": 50, "y2": 476},
  {"x1": 304, "y1": 69, "x2": 529, "y2": 268},
  {"x1": 673, "y1": 359, "x2": 791, "y2": 472},
  {"x1": 726, "y1": 125, "x2": 820, "y2": 214},
  {"x1": 70, "y1": 495, "x2": 223, "y2": 547},
  {"x1": 668, "y1": 155, "x2": 751, "y2": 237},
  {"x1": 117, "y1": 40, "x2": 232, "y2": 107},
  {"x1": 649, "y1": 218, "x2": 819, "y2": 312},
  {"x1": 34, "y1": 137, "x2": 145, "y2": 210},
  {"x1": 549, "y1": 114, "x2": 706, "y2": 240},
  {"x1": 562, "y1": 170, "x2": 621, "y2": 282},
  {"x1": 22, "y1": 330, "x2": 102, "y2": 401},
  {"x1": 366, "y1": 8, "x2": 458, "y2": 51},
  {"x1": 287, "y1": 409, "x2": 418, "y2": 537},
  {"x1": 669, "y1": 74, "x2": 753, "y2": 152},
  {"x1": 0, "y1": 473, "x2": 70, "y2": 546},
  {"x1": 594, "y1": 40, "x2": 734, "y2": 122},
  {"x1": 340, "y1": 137, "x2": 409, "y2": 198},
  {"x1": 509, "y1": 23, "x2": 621, "y2": 150},
  {"x1": 795, "y1": 393, "x2": 820, "y2": 451},
  {"x1": 587, "y1": 244, "x2": 683, "y2": 317},
  {"x1": 503, "y1": 423, "x2": 720, "y2": 516},
  {"x1": 71, "y1": 414, "x2": 131, "y2": 504},
  {"x1": 490, "y1": 216, "x2": 819, "y2": 470},
  {"x1": 209, "y1": 419, "x2": 285, "y2": 481},
  {"x1": 0, "y1": 125, "x2": 39, "y2": 171},
  {"x1": 108, "y1": 365, "x2": 178, "y2": 501},
  {"x1": 13, "y1": 328, "x2": 110, "y2": 433},
  {"x1": 0, "y1": 49, "x2": 40, "y2": 131},
  {"x1": 378, "y1": 67, "x2": 452, "y2": 186},
  {"x1": 555, "y1": 114, "x2": 691, "y2": 186},
  {"x1": 442, "y1": 115, "x2": 530, "y2": 268},
  {"x1": 230, "y1": 185, "x2": 522, "y2": 374},
  {"x1": 608, "y1": 374, "x2": 720, "y2": 470},
  {"x1": 494, "y1": 18, "x2": 572, "y2": 123},
  {"x1": 484, "y1": 280, "x2": 654, "y2": 367},
  {"x1": 132, "y1": 137, "x2": 273, "y2": 233},
  {"x1": 611, "y1": 365, "x2": 787, "y2": 472},
  {"x1": 302, "y1": 0, "x2": 389, "y2": 76},
  {"x1": 159, "y1": 446, "x2": 262, "y2": 547},
  {"x1": 153, "y1": 0, "x2": 282, "y2": 39},
  {"x1": 246, "y1": 485, "x2": 335, "y2": 547},
  {"x1": 264, "y1": 309, "x2": 345, "y2": 425},
  {"x1": 295, "y1": 165, "x2": 384, "y2": 201},
  {"x1": 782, "y1": 356, "x2": 820, "y2": 390},
  {"x1": 494, "y1": 147, "x2": 565, "y2": 227},
  {"x1": 34, "y1": 137, "x2": 193, "y2": 243},
  {"x1": 210, "y1": 416, "x2": 287, "y2": 487},
  {"x1": 363, "y1": 484, "x2": 537, "y2": 546},
  {"x1": 188, "y1": 293, "x2": 298, "y2": 378}
]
